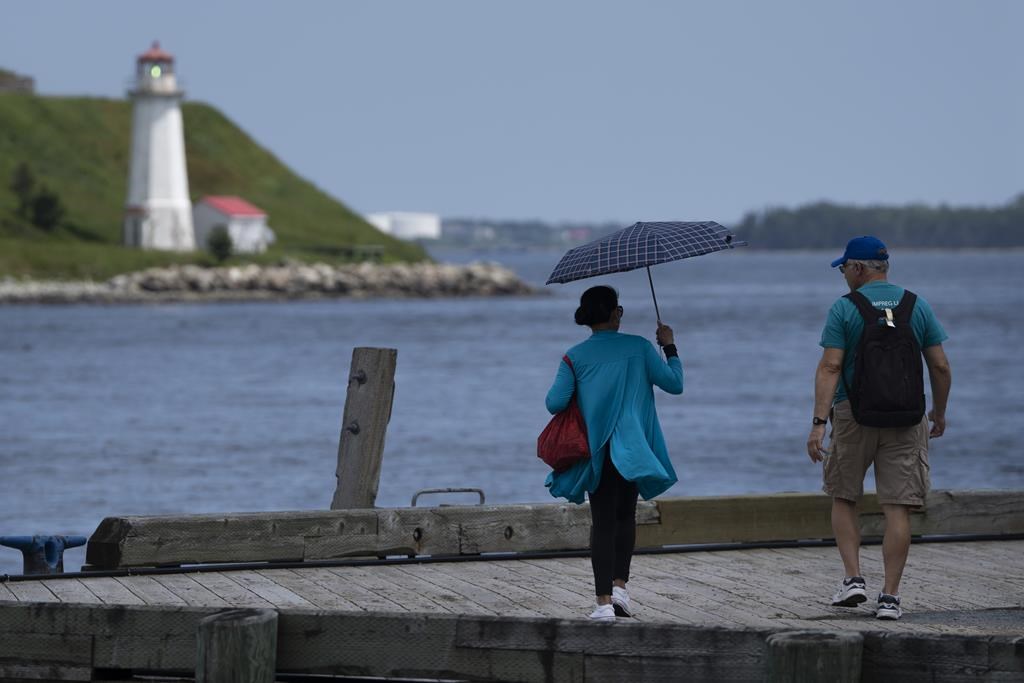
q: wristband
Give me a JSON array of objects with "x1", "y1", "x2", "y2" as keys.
[{"x1": 663, "y1": 344, "x2": 678, "y2": 358}]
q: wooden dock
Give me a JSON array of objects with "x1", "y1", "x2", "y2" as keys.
[
  {"x1": 3, "y1": 540, "x2": 1022, "y2": 633},
  {"x1": 1, "y1": 490, "x2": 1023, "y2": 681}
]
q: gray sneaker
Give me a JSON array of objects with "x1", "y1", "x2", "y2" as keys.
[
  {"x1": 876, "y1": 593, "x2": 902, "y2": 620},
  {"x1": 831, "y1": 576, "x2": 868, "y2": 607}
]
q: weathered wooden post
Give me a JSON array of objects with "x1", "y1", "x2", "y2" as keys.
[
  {"x1": 765, "y1": 630, "x2": 863, "y2": 682},
  {"x1": 331, "y1": 347, "x2": 398, "y2": 509},
  {"x1": 197, "y1": 608, "x2": 278, "y2": 683}
]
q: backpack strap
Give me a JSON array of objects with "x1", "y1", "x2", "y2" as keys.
[
  {"x1": 892, "y1": 290, "x2": 917, "y2": 324},
  {"x1": 843, "y1": 291, "x2": 879, "y2": 324},
  {"x1": 839, "y1": 291, "x2": 882, "y2": 401}
]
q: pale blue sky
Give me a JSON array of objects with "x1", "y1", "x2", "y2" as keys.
[{"x1": 3, "y1": 1, "x2": 1021, "y2": 223}]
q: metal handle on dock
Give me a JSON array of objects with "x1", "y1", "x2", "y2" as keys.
[{"x1": 411, "y1": 487, "x2": 486, "y2": 507}]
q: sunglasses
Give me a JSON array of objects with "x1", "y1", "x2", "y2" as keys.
[{"x1": 838, "y1": 263, "x2": 858, "y2": 274}]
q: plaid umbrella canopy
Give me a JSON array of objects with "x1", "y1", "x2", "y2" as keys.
[{"x1": 546, "y1": 221, "x2": 747, "y2": 321}]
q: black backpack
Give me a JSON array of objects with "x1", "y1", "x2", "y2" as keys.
[{"x1": 841, "y1": 290, "x2": 926, "y2": 428}]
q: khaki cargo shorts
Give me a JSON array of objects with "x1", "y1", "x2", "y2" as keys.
[{"x1": 822, "y1": 400, "x2": 930, "y2": 506}]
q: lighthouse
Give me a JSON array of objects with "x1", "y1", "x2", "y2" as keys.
[{"x1": 123, "y1": 42, "x2": 195, "y2": 251}]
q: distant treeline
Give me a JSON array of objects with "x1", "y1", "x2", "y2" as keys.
[
  {"x1": 733, "y1": 194, "x2": 1024, "y2": 248},
  {"x1": 443, "y1": 194, "x2": 1024, "y2": 249}
]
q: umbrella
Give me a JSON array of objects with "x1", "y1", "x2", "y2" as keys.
[{"x1": 546, "y1": 221, "x2": 746, "y2": 322}]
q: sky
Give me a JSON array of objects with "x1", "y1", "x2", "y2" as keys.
[{"x1": 2, "y1": 1, "x2": 1022, "y2": 224}]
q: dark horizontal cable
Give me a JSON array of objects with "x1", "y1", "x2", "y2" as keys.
[{"x1": 4, "y1": 532, "x2": 1022, "y2": 584}]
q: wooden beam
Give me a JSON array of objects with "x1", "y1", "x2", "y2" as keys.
[
  {"x1": 84, "y1": 490, "x2": 1024, "y2": 570},
  {"x1": 905, "y1": 489, "x2": 1024, "y2": 536},
  {"x1": 635, "y1": 493, "x2": 887, "y2": 547},
  {"x1": 1, "y1": 602, "x2": 1021, "y2": 682},
  {"x1": 331, "y1": 347, "x2": 397, "y2": 509},
  {"x1": 765, "y1": 631, "x2": 863, "y2": 683},
  {"x1": 86, "y1": 503, "x2": 657, "y2": 569}
]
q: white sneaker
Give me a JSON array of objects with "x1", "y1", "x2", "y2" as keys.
[
  {"x1": 588, "y1": 603, "x2": 616, "y2": 621},
  {"x1": 611, "y1": 586, "x2": 633, "y2": 617},
  {"x1": 876, "y1": 593, "x2": 903, "y2": 620},
  {"x1": 831, "y1": 576, "x2": 867, "y2": 607}
]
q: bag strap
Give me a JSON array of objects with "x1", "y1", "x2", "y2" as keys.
[
  {"x1": 839, "y1": 292, "x2": 874, "y2": 404},
  {"x1": 892, "y1": 290, "x2": 917, "y2": 324},
  {"x1": 843, "y1": 291, "x2": 879, "y2": 324},
  {"x1": 563, "y1": 355, "x2": 578, "y2": 399}
]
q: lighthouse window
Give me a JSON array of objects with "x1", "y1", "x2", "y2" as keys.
[{"x1": 150, "y1": 65, "x2": 162, "y2": 78}]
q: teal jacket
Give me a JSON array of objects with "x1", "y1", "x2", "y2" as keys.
[{"x1": 544, "y1": 330, "x2": 683, "y2": 503}]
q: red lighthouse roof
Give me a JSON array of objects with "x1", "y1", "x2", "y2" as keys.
[
  {"x1": 202, "y1": 196, "x2": 267, "y2": 217},
  {"x1": 137, "y1": 41, "x2": 174, "y2": 63}
]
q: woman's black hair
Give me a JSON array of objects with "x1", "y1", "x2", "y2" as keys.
[{"x1": 575, "y1": 285, "x2": 619, "y2": 326}]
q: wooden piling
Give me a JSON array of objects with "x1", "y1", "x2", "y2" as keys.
[
  {"x1": 330, "y1": 347, "x2": 397, "y2": 510},
  {"x1": 196, "y1": 608, "x2": 278, "y2": 683},
  {"x1": 765, "y1": 630, "x2": 863, "y2": 683}
]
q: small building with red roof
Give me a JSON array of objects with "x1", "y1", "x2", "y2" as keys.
[{"x1": 193, "y1": 196, "x2": 276, "y2": 253}]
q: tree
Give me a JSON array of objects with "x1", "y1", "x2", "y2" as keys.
[
  {"x1": 30, "y1": 186, "x2": 65, "y2": 231},
  {"x1": 10, "y1": 162, "x2": 35, "y2": 218},
  {"x1": 207, "y1": 225, "x2": 233, "y2": 263}
]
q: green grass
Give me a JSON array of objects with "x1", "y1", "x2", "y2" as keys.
[
  {"x1": 0, "y1": 93, "x2": 427, "y2": 278},
  {"x1": 0, "y1": 237, "x2": 205, "y2": 280}
]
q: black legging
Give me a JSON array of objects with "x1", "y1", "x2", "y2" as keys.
[{"x1": 588, "y1": 456, "x2": 639, "y2": 596}]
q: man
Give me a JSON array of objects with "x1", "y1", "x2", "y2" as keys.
[{"x1": 806, "y1": 236, "x2": 952, "y2": 620}]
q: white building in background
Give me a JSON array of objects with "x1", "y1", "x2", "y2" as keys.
[
  {"x1": 193, "y1": 196, "x2": 276, "y2": 253},
  {"x1": 366, "y1": 212, "x2": 441, "y2": 240},
  {"x1": 123, "y1": 42, "x2": 195, "y2": 251}
]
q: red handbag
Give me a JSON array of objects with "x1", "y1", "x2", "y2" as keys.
[{"x1": 537, "y1": 355, "x2": 590, "y2": 472}]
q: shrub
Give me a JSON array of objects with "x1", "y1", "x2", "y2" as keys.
[
  {"x1": 30, "y1": 187, "x2": 65, "y2": 231},
  {"x1": 207, "y1": 225, "x2": 233, "y2": 263},
  {"x1": 9, "y1": 162, "x2": 35, "y2": 218}
]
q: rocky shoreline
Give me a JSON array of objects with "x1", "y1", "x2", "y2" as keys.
[{"x1": 0, "y1": 261, "x2": 536, "y2": 305}]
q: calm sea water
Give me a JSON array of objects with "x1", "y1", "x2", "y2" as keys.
[{"x1": 1, "y1": 249, "x2": 1022, "y2": 575}]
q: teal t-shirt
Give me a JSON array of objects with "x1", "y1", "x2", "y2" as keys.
[{"x1": 819, "y1": 281, "x2": 948, "y2": 404}]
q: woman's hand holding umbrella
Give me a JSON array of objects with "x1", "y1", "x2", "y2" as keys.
[{"x1": 656, "y1": 323, "x2": 674, "y2": 347}]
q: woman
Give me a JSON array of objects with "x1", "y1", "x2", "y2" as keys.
[{"x1": 545, "y1": 285, "x2": 683, "y2": 620}]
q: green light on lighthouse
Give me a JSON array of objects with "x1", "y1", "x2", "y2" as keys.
[{"x1": 150, "y1": 65, "x2": 162, "y2": 78}]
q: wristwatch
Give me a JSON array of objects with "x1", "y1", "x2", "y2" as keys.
[{"x1": 812, "y1": 416, "x2": 828, "y2": 426}]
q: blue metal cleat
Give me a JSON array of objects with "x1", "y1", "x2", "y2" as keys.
[{"x1": 0, "y1": 535, "x2": 88, "y2": 575}]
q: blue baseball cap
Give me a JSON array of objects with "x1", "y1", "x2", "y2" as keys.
[{"x1": 831, "y1": 236, "x2": 889, "y2": 268}]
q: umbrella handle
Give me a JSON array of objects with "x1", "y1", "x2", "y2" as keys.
[{"x1": 646, "y1": 266, "x2": 662, "y2": 325}]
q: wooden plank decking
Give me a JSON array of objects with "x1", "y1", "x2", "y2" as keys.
[{"x1": 4, "y1": 540, "x2": 1022, "y2": 636}]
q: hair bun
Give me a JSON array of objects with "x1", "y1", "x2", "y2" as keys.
[{"x1": 575, "y1": 286, "x2": 618, "y2": 326}]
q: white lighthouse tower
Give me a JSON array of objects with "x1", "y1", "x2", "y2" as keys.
[{"x1": 123, "y1": 41, "x2": 195, "y2": 251}]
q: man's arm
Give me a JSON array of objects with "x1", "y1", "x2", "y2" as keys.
[
  {"x1": 806, "y1": 347, "x2": 844, "y2": 463},
  {"x1": 923, "y1": 344, "x2": 952, "y2": 437}
]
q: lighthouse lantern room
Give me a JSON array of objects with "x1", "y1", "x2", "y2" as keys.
[{"x1": 123, "y1": 41, "x2": 195, "y2": 251}]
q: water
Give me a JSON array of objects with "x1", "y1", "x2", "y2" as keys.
[{"x1": 1, "y1": 249, "x2": 1022, "y2": 575}]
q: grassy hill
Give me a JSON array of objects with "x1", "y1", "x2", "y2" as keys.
[{"x1": 0, "y1": 93, "x2": 426, "y2": 278}]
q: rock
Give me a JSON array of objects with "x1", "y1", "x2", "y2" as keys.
[{"x1": 0, "y1": 260, "x2": 535, "y2": 305}]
